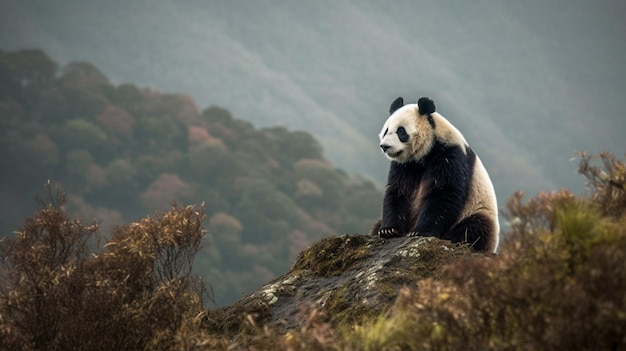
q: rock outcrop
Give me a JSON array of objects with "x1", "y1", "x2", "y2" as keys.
[{"x1": 204, "y1": 234, "x2": 473, "y2": 335}]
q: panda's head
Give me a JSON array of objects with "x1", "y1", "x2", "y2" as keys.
[{"x1": 379, "y1": 97, "x2": 439, "y2": 163}]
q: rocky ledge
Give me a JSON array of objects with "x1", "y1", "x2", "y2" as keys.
[{"x1": 204, "y1": 234, "x2": 475, "y2": 336}]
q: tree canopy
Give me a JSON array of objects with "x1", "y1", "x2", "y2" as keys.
[{"x1": 0, "y1": 49, "x2": 382, "y2": 305}]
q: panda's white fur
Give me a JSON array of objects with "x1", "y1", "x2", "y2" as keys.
[{"x1": 372, "y1": 97, "x2": 499, "y2": 253}]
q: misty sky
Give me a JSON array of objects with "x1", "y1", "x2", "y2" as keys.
[{"x1": 1, "y1": 0, "x2": 625, "y2": 198}]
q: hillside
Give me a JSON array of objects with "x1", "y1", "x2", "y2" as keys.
[
  {"x1": 0, "y1": 49, "x2": 382, "y2": 305},
  {"x1": 1, "y1": 0, "x2": 625, "y2": 197}
]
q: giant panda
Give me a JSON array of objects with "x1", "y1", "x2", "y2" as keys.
[{"x1": 370, "y1": 96, "x2": 499, "y2": 253}]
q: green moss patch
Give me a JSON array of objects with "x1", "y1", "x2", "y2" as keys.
[{"x1": 291, "y1": 234, "x2": 375, "y2": 277}]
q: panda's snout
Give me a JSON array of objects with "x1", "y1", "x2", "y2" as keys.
[{"x1": 380, "y1": 144, "x2": 391, "y2": 152}]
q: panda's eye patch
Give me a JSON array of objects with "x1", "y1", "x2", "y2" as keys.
[{"x1": 397, "y1": 126, "x2": 409, "y2": 142}]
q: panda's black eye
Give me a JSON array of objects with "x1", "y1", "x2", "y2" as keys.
[
  {"x1": 397, "y1": 126, "x2": 409, "y2": 142},
  {"x1": 383, "y1": 128, "x2": 388, "y2": 136}
]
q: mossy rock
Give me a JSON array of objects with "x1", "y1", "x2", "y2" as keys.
[
  {"x1": 203, "y1": 234, "x2": 473, "y2": 336},
  {"x1": 291, "y1": 234, "x2": 374, "y2": 276}
]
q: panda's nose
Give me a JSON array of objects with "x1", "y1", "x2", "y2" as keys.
[{"x1": 380, "y1": 144, "x2": 391, "y2": 152}]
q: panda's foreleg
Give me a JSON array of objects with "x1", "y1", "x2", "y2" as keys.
[
  {"x1": 378, "y1": 188, "x2": 411, "y2": 238},
  {"x1": 408, "y1": 147, "x2": 473, "y2": 239},
  {"x1": 407, "y1": 183, "x2": 467, "y2": 239}
]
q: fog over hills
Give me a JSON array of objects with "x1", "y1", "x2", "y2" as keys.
[{"x1": 2, "y1": 0, "x2": 625, "y2": 199}]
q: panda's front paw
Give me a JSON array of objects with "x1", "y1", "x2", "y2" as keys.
[{"x1": 378, "y1": 227, "x2": 400, "y2": 238}]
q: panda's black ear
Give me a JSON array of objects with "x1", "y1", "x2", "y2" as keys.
[
  {"x1": 417, "y1": 97, "x2": 436, "y2": 115},
  {"x1": 389, "y1": 97, "x2": 404, "y2": 115}
]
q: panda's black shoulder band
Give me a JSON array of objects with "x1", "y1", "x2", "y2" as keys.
[{"x1": 417, "y1": 97, "x2": 436, "y2": 115}]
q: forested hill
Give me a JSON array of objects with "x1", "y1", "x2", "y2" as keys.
[
  {"x1": 3, "y1": 0, "x2": 625, "y2": 199},
  {"x1": 0, "y1": 49, "x2": 382, "y2": 305}
]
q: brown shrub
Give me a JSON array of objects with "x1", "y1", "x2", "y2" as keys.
[{"x1": 0, "y1": 184, "x2": 208, "y2": 351}]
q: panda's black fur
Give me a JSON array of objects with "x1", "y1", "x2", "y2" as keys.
[{"x1": 370, "y1": 96, "x2": 499, "y2": 253}]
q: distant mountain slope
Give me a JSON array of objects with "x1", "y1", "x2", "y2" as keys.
[
  {"x1": 0, "y1": 50, "x2": 382, "y2": 305},
  {"x1": 2, "y1": 0, "x2": 625, "y2": 198}
]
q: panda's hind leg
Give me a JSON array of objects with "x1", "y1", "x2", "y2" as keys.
[{"x1": 446, "y1": 214, "x2": 495, "y2": 252}]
